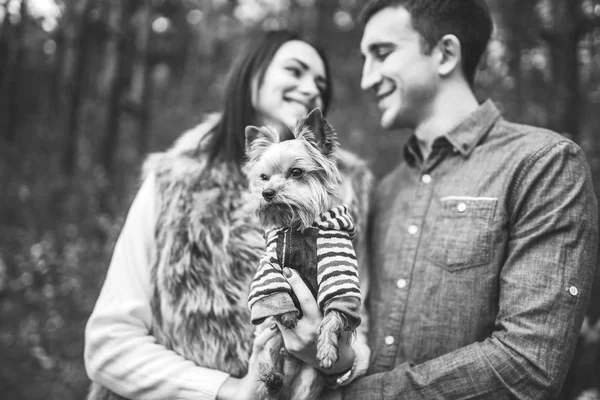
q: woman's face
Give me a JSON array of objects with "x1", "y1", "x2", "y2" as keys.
[{"x1": 253, "y1": 40, "x2": 328, "y2": 131}]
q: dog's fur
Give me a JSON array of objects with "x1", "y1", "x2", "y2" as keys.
[
  {"x1": 244, "y1": 108, "x2": 361, "y2": 399},
  {"x1": 87, "y1": 112, "x2": 373, "y2": 400}
]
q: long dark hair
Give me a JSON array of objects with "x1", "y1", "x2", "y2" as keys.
[{"x1": 204, "y1": 29, "x2": 333, "y2": 167}]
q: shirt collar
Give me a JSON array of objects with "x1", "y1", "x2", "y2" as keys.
[
  {"x1": 445, "y1": 99, "x2": 501, "y2": 157},
  {"x1": 403, "y1": 135, "x2": 422, "y2": 167},
  {"x1": 403, "y1": 99, "x2": 501, "y2": 165}
]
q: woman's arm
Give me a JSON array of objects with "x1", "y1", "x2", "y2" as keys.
[{"x1": 84, "y1": 175, "x2": 230, "y2": 400}]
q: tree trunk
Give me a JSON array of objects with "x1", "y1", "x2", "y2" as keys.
[
  {"x1": 4, "y1": 0, "x2": 27, "y2": 142},
  {"x1": 503, "y1": 0, "x2": 527, "y2": 122},
  {"x1": 544, "y1": 0, "x2": 582, "y2": 141},
  {"x1": 63, "y1": 0, "x2": 95, "y2": 176},
  {"x1": 136, "y1": 0, "x2": 154, "y2": 158},
  {"x1": 101, "y1": 0, "x2": 130, "y2": 178},
  {"x1": 314, "y1": 0, "x2": 338, "y2": 48},
  {"x1": 49, "y1": 26, "x2": 66, "y2": 116},
  {"x1": 0, "y1": 2, "x2": 10, "y2": 86}
]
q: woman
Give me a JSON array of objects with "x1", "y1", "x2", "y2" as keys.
[{"x1": 84, "y1": 29, "x2": 373, "y2": 400}]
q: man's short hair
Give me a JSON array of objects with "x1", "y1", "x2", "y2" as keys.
[{"x1": 359, "y1": 0, "x2": 493, "y2": 86}]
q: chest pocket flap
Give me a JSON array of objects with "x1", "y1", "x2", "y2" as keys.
[{"x1": 427, "y1": 196, "x2": 498, "y2": 271}]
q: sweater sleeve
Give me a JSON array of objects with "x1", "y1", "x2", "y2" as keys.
[{"x1": 84, "y1": 174, "x2": 230, "y2": 400}]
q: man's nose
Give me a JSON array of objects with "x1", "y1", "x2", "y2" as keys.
[
  {"x1": 361, "y1": 58, "x2": 380, "y2": 92},
  {"x1": 262, "y1": 188, "x2": 276, "y2": 201}
]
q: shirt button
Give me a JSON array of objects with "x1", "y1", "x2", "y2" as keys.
[
  {"x1": 384, "y1": 335, "x2": 395, "y2": 345},
  {"x1": 408, "y1": 225, "x2": 418, "y2": 235},
  {"x1": 396, "y1": 279, "x2": 407, "y2": 289},
  {"x1": 421, "y1": 174, "x2": 432, "y2": 184},
  {"x1": 568, "y1": 286, "x2": 579, "y2": 296},
  {"x1": 457, "y1": 202, "x2": 467, "y2": 213}
]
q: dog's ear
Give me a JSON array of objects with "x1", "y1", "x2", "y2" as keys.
[
  {"x1": 245, "y1": 125, "x2": 279, "y2": 160},
  {"x1": 296, "y1": 108, "x2": 338, "y2": 157},
  {"x1": 245, "y1": 126, "x2": 262, "y2": 152}
]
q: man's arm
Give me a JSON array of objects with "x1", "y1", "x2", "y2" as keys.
[{"x1": 344, "y1": 141, "x2": 598, "y2": 399}]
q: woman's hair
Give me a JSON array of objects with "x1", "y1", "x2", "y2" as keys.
[{"x1": 205, "y1": 29, "x2": 333, "y2": 166}]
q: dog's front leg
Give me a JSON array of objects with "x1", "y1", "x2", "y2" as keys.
[{"x1": 316, "y1": 310, "x2": 347, "y2": 369}]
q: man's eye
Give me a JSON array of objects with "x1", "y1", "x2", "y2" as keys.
[
  {"x1": 260, "y1": 174, "x2": 269, "y2": 181},
  {"x1": 374, "y1": 49, "x2": 391, "y2": 61},
  {"x1": 289, "y1": 168, "x2": 303, "y2": 178},
  {"x1": 371, "y1": 45, "x2": 394, "y2": 61}
]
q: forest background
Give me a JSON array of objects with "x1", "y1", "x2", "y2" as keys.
[{"x1": 1, "y1": 0, "x2": 600, "y2": 399}]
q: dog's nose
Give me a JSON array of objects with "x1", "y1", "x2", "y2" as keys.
[{"x1": 262, "y1": 189, "x2": 276, "y2": 201}]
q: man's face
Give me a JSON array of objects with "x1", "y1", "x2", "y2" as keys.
[{"x1": 360, "y1": 6, "x2": 439, "y2": 130}]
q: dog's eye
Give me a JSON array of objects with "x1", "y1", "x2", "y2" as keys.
[
  {"x1": 289, "y1": 168, "x2": 303, "y2": 178},
  {"x1": 260, "y1": 174, "x2": 269, "y2": 181}
]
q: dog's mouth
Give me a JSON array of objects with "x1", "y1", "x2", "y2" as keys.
[
  {"x1": 258, "y1": 202, "x2": 293, "y2": 215},
  {"x1": 258, "y1": 202, "x2": 300, "y2": 228}
]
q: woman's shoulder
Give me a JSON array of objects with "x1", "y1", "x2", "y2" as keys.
[
  {"x1": 335, "y1": 148, "x2": 375, "y2": 224},
  {"x1": 336, "y1": 148, "x2": 375, "y2": 191},
  {"x1": 142, "y1": 113, "x2": 221, "y2": 181}
]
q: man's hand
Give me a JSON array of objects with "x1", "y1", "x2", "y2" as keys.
[{"x1": 279, "y1": 267, "x2": 355, "y2": 375}]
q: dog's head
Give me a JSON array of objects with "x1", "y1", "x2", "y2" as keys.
[{"x1": 243, "y1": 108, "x2": 341, "y2": 231}]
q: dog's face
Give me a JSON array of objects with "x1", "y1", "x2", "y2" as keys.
[{"x1": 244, "y1": 108, "x2": 341, "y2": 231}]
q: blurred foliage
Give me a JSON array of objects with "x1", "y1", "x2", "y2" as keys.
[{"x1": 0, "y1": 0, "x2": 599, "y2": 399}]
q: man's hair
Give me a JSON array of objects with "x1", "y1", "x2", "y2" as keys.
[
  {"x1": 206, "y1": 29, "x2": 333, "y2": 166},
  {"x1": 359, "y1": 0, "x2": 493, "y2": 86}
]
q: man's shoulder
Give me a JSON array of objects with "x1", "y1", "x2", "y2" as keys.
[
  {"x1": 483, "y1": 118, "x2": 586, "y2": 168},
  {"x1": 491, "y1": 118, "x2": 576, "y2": 151}
]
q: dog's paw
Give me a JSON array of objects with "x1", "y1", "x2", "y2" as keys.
[
  {"x1": 278, "y1": 312, "x2": 299, "y2": 330},
  {"x1": 261, "y1": 371, "x2": 284, "y2": 395},
  {"x1": 317, "y1": 344, "x2": 338, "y2": 369}
]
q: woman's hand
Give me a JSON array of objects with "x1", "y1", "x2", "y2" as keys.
[
  {"x1": 278, "y1": 268, "x2": 355, "y2": 375},
  {"x1": 217, "y1": 321, "x2": 279, "y2": 400}
]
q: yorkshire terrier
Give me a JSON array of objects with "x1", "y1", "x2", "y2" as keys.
[{"x1": 244, "y1": 108, "x2": 362, "y2": 399}]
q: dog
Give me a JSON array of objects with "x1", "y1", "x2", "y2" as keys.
[{"x1": 244, "y1": 108, "x2": 362, "y2": 399}]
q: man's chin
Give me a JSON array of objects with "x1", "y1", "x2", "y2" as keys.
[{"x1": 380, "y1": 110, "x2": 396, "y2": 130}]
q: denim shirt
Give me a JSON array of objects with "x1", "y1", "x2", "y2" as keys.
[{"x1": 345, "y1": 100, "x2": 599, "y2": 399}]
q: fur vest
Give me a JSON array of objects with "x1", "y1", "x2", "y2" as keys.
[{"x1": 142, "y1": 115, "x2": 374, "y2": 378}]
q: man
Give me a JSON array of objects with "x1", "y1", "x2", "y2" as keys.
[{"x1": 281, "y1": 0, "x2": 599, "y2": 399}]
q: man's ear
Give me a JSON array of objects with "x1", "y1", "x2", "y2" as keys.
[{"x1": 437, "y1": 34, "x2": 461, "y2": 77}]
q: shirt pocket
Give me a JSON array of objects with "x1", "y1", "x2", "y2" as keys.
[{"x1": 427, "y1": 196, "x2": 498, "y2": 271}]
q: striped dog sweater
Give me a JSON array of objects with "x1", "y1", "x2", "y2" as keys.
[{"x1": 247, "y1": 205, "x2": 361, "y2": 328}]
